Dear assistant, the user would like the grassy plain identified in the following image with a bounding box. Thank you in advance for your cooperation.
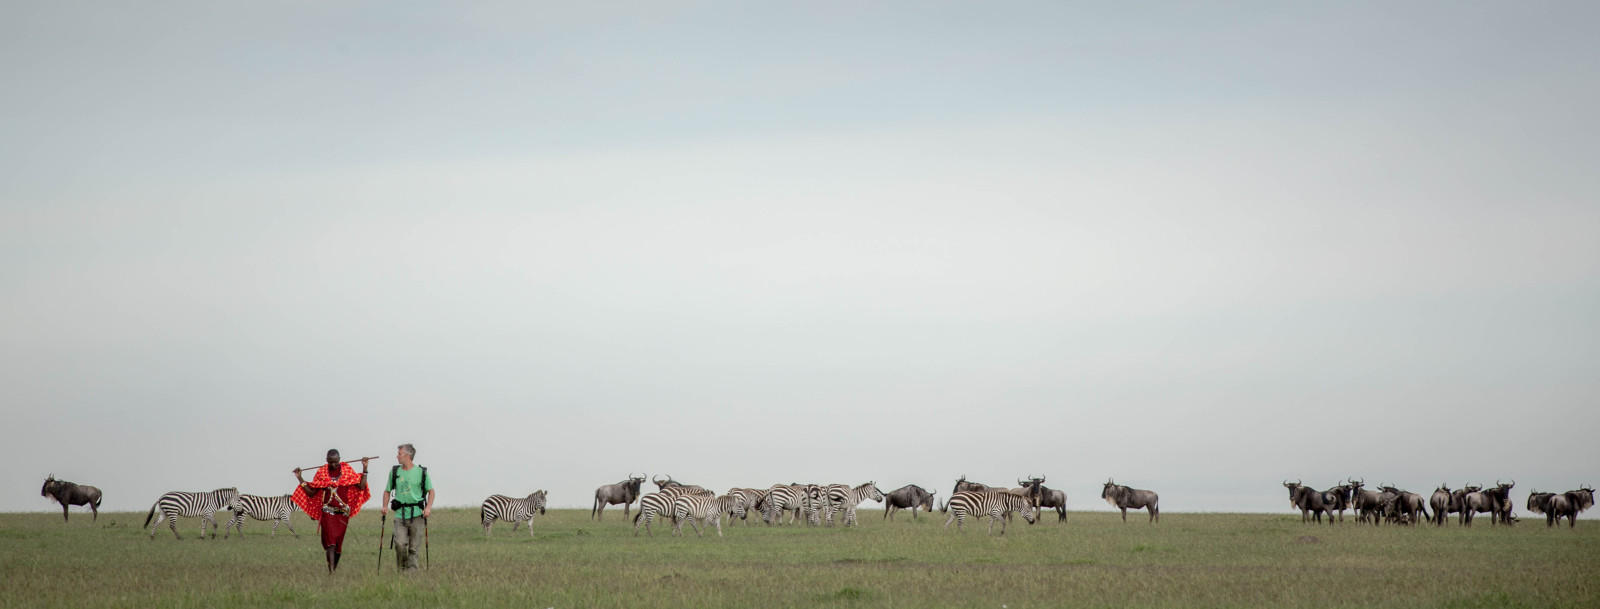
[2,508,1596,609]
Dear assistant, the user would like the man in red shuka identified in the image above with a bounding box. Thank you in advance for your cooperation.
[293,449,371,573]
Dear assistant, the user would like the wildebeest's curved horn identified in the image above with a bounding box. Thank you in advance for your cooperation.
[1019,476,1029,487]
[653,474,666,484]
[1038,475,1046,484]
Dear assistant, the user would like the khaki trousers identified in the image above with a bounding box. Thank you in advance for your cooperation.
[392,516,424,571]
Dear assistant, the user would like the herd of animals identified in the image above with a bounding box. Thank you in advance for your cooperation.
[36,473,1593,540]
[1282,478,1596,527]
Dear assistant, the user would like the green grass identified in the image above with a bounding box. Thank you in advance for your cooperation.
[3,509,1597,608]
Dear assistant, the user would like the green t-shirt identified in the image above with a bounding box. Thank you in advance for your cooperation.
[386,465,434,519]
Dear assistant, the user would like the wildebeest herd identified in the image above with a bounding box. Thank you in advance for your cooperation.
[1284,478,1596,528]
[36,473,1594,540]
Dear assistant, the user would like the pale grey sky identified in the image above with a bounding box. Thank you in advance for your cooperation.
[4,2,1596,515]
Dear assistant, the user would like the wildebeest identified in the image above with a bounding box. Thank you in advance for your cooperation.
[944,475,997,511]
[1102,478,1159,523]
[1021,476,1068,523]
[1387,489,1429,526]
[1349,478,1385,525]
[1284,480,1339,524]
[1322,482,1352,523]
[40,475,102,522]
[1545,486,1595,528]
[882,484,937,520]
[1526,490,1555,517]
[591,474,645,521]
[653,474,710,495]
[1460,481,1512,527]
[1429,484,1455,527]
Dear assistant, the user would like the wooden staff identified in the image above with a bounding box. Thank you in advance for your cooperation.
[292,457,378,473]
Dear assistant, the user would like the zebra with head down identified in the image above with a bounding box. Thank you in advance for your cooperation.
[224,494,300,539]
[671,493,746,538]
[634,486,713,536]
[943,489,1036,535]
[763,484,822,526]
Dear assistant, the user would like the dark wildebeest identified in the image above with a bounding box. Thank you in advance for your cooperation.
[1021,475,1068,523]
[1388,489,1429,526]
[882,484,937,521]
[1284,480,1338,524]
[1526,490,1555,518]
[653,474,710,495]
[944,475,998,512]
[1102,478,1159,523]
[41,475,103,522]
[591,474,645,521]
[1545,486,1595,528]
[1349,478,1385,525]
[1461,481,1512,527]
[1323,482,1352,523]
[1429,484,1455,527]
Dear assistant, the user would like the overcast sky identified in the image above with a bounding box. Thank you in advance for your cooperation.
[4,2,1596,516]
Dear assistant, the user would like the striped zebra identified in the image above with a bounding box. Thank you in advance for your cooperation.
[481,490,548,537]
[223,494,300,539]
[943,489,1036,535]
[634,487,713,537]
[762,484,822,526]
[728,488,768,526]
[671,493,746,537]
[144,487,239,540]
[824,482,885,527]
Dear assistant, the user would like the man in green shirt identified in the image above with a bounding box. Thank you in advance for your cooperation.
[382,443,434,571]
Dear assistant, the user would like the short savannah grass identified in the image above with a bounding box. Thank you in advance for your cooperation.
[3,508,1596,608]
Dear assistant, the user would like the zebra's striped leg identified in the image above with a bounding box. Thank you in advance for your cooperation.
[943,510,958,532]
[168,512,183,540]
[527,517,535,538]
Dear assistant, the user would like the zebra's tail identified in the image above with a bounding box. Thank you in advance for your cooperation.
[143,504,157,528]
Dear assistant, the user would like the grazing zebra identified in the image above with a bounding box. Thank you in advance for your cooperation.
[943,490,1036,535]
[481,490,548,537]
[224,494,300,539]
[144,487,239,540]
[824,482,885,527]
[671,493,746,537]
[728,488,768,526]
[763,484,822,526]
[634,487,712,536]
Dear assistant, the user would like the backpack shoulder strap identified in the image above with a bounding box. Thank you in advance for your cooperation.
[390,465,400,491]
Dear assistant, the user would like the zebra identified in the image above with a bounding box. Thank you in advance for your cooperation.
[671,493,746,537]
[144,487,239,540]
[223,494,300,539]
[728,488,768,526]
[824,482,885,527]
[943,489,1036,535]
[634,487,712,536]
[481,490,548,537]
[763,484,822,526]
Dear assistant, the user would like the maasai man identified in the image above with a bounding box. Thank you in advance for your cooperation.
[293,450,371,573]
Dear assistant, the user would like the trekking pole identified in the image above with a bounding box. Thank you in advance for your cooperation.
[376,510,387,574]
[423,515,430,570]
